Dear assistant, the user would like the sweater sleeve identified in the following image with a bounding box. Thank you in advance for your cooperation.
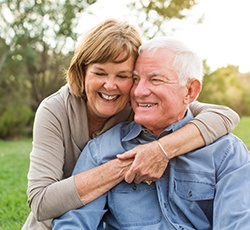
[27,100,83,221]
[189,101,240,145]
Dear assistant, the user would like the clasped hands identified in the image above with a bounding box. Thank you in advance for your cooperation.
[116,141,169,184]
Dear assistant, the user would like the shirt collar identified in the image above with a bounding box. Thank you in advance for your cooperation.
[122,108,194,142]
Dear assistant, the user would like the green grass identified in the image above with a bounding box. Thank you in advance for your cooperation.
[232,116,250,150]
[0,138,31,230]
[0,117,249,229]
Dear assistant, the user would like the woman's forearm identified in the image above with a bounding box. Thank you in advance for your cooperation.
[74,158,133,204]
[158,123,204,159]
[120,102,239,183]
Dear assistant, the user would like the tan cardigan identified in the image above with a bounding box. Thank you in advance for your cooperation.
[22,84,239,229]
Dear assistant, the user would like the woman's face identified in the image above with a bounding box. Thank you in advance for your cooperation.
[85,53,134,120]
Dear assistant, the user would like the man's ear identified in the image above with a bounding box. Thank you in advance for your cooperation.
[184,79,202,104]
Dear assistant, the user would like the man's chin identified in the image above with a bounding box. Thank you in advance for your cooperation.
[134,115,150,125]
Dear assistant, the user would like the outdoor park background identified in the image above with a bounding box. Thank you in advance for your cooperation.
[0,0,249,229]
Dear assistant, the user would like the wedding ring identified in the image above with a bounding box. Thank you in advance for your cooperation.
[144,180,152,185]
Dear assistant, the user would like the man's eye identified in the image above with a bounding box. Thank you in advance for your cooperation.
[151,78,165,85]
[133,76,139,84]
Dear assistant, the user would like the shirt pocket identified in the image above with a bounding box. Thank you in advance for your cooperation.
[108,182,162,228]
[173,170,215,201]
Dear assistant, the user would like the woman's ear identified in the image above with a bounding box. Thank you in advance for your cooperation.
[184,79,202,104]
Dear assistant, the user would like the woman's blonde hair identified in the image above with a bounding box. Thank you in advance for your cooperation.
[67,19,142,98]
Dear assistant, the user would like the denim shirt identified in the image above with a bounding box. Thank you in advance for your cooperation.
[53,109,250,230]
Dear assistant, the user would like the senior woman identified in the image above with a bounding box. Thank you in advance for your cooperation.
[22,19,239,229]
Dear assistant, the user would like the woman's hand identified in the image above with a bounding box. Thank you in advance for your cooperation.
[117,141,169,184]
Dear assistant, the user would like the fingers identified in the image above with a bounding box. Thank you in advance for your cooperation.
[116,150,136,160]
[118,142,169,184]
[124,168,137,183]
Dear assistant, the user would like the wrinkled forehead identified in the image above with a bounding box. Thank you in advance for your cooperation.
[134,50,175,75]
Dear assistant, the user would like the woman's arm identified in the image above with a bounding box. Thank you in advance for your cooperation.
[74,158,132,204]
[27,101,132,221]
[117,101,240,183]
[189,101,240,145]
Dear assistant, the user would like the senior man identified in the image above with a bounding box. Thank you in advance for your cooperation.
[53,37,250,230]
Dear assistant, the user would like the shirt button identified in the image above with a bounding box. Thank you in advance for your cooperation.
[164,202,167,208]
[132,185,137,190]
[188,191,193,197]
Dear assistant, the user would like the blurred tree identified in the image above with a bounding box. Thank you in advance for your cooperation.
[128,0,198,38]
[0,0,249,138]
[0,0,96,111]
[198,65,249,116]
[238,73,250,115]
[0,0,96,138]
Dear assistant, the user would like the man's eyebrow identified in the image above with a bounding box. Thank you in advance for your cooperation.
[133,70,139,75]
[132,71,163,77]
[148,71,161,77]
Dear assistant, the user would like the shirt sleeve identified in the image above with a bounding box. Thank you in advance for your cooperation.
[53,140,107,230]
[188,101,240,145]
[213,137,250,228]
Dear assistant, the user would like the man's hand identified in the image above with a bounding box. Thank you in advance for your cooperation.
[116,141,169,184]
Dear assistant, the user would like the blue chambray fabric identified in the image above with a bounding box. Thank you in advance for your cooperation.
[53,109,250,230]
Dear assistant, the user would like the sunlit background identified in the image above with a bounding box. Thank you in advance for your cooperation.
[77,0,250,73]
[1,0,250,140]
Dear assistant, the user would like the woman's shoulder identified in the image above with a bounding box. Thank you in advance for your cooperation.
[42,84,69,105]
[39,84,85,112]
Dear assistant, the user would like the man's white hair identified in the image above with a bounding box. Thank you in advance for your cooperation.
[138,37,203,86]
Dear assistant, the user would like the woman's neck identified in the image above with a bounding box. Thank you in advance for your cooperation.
[87,111,108,137]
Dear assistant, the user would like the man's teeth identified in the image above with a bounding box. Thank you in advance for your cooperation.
[100,93,118,100]
[138,103,156,108]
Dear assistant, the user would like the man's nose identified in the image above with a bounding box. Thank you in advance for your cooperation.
[133,80,151,97]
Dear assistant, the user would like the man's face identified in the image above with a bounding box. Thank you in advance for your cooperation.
[131,48,189,135]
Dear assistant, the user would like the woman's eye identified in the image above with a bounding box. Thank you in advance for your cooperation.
[117,75,129,79]
[92,72,106,76]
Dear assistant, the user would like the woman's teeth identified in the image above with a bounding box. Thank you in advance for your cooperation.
[100,93,118,100]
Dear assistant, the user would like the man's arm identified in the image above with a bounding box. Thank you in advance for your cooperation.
[53,140,115,229]
[52,195,107,230]
[213,137,250,229]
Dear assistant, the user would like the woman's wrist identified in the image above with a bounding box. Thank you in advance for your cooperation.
[157,123,205,159]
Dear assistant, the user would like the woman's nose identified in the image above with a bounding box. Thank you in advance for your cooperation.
[103,76,118,90]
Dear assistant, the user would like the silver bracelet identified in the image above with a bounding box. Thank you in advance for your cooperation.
[156,140,170,161]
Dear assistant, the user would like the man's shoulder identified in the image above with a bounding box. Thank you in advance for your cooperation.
[97,121,136,141]
[206,133,249,167]
[214,133,247,150]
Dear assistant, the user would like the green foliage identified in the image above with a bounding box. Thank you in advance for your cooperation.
[0,103,33,139]
[0,0,96,138]
[0,0,91,111]
[0,139,31,229]
[1,0,249,139]
[198,65,250,116]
